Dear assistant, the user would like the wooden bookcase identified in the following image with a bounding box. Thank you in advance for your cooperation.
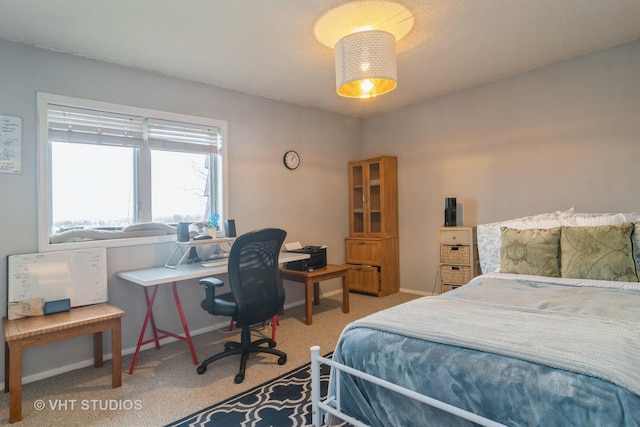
[439,226,480,293]
[346,155,399,296]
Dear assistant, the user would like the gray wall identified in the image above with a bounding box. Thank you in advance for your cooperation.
[0,39,361,383]
[363,40,640,295]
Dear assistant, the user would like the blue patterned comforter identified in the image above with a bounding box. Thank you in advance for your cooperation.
[330,274,640,426]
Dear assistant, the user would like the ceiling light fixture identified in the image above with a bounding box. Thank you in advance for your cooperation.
[334,29,397,99]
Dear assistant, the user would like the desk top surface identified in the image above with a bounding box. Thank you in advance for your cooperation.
[3,303,124,340]
[280,263,350,278]
[117,251,309,286]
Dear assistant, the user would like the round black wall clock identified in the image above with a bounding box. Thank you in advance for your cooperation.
[283,150,300,170]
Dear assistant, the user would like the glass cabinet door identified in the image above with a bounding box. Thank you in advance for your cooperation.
[348,156,397,237]
[368,161,382,234]
[350,163,365,235]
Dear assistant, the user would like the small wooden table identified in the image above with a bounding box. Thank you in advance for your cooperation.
[280,264,350,325]
[3,303,125,423]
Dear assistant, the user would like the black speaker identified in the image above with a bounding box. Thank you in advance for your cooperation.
[177,222,190,242]
[224,219,236,237]
[444,198,457,227]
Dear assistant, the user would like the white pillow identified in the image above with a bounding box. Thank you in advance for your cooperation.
[562,212,627,226]
[122,222,177,234]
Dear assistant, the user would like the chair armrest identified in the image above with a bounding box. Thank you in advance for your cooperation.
[200,277,224,311]
[200,277,224,288]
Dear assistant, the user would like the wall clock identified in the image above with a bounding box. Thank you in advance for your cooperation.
[283,150,300,170]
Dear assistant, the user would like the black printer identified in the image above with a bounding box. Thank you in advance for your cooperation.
[285,246,327,271]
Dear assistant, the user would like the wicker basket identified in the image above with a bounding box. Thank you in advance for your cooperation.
[441,265,471,284]
[440,245,470,264]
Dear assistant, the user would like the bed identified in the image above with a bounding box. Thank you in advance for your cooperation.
[311,210,640,426]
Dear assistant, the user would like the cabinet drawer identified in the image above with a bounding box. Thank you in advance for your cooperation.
[439,229,471,245]
[346,239,382,264]
[441,265,471,284]
[441,284,462,293]
[440,245,471,264]
[347,265,380,293]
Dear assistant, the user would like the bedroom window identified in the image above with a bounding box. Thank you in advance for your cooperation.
[37,93,228,251]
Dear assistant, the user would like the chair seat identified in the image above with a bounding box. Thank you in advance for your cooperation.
[200,292,237,317]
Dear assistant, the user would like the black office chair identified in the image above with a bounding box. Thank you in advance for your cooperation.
[197,228,287,383]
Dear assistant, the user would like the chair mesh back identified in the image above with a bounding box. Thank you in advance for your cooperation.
[227,228,287,327]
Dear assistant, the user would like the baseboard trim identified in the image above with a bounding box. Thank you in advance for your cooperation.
[399,287,433,296]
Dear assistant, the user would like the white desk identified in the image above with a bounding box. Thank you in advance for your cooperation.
[117,251,309,374]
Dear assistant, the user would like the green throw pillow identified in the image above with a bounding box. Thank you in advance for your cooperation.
[560,223,638,282]
[500,227,561,277]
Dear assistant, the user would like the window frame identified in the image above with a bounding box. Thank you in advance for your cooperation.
[37,92,228,252]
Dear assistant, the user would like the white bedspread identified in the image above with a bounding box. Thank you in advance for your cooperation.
[343,274,640,396]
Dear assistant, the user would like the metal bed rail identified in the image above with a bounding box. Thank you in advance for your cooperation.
[310,346,507,427]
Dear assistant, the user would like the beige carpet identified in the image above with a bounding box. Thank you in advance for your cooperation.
[0,292,419,426]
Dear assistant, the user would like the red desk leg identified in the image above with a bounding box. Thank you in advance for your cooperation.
[129,283,198,374]
[144,287,161,350]
[171,282,198,365]
[129,286,159,374]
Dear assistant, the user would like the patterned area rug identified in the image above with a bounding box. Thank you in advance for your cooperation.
[165,353,340,427]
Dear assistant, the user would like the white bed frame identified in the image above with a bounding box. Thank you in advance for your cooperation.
[310,346,507,427]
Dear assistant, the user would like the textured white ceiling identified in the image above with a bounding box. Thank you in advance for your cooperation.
[1,0,639,118]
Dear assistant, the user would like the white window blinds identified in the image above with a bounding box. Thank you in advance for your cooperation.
[146,118,221,154]
[47,105,145,148]
[47,105,221,154]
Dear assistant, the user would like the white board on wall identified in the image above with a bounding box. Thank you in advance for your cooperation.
[8,248,108,307]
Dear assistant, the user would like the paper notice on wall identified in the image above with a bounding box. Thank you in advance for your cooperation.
[0,114,22,174]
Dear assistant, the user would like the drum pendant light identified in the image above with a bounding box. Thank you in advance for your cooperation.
[334,30,397,99]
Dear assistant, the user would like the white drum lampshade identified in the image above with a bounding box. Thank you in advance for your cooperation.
[334,30,397,98]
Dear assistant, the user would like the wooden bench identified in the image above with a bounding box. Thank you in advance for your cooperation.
[3,303,125,423]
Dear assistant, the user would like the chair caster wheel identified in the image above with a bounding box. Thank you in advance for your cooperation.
[278,355,287,365]
[197,365,207,374]
[234,374,244,384]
